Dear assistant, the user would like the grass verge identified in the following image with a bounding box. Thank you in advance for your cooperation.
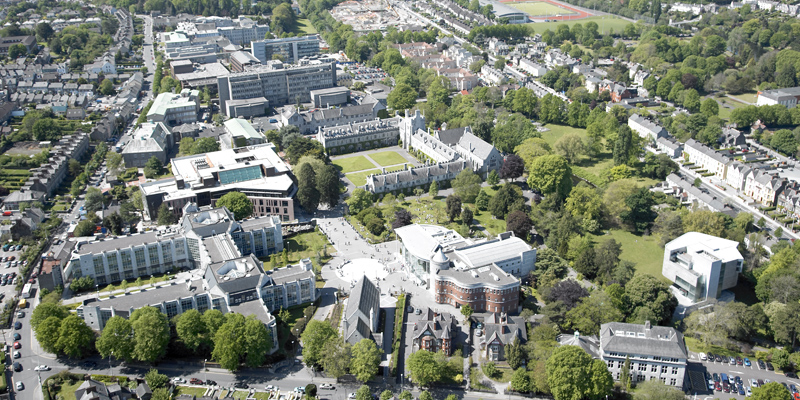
[332,155,375,174]
[368,151,407,167]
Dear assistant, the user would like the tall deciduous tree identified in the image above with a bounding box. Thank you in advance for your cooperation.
[527,155,572,199]
[406,349,440,386]
[96,316,134,361]
[565,291,624,336]
[351,338,382,383]
[244,316,272,367]
[300,320,337,368]
[751,381,792,400]
[56,315,95,358]
[175,309,207,353]
[452,169,482,203]
[131,306,170,362]
[506,210,533,240]
[216,191,254,220]
[546,346,612,400]
[212,313,246,371]
[321,336,352,379]
[500,154,525,181]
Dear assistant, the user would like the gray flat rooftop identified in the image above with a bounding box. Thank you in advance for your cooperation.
[86,278,210,310]
[76,232,161,255]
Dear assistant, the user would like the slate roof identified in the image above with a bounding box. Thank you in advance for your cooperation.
[409,307,458,341]
[483,313,526,346]
[600,321,687,359]
[344,276,380,343]
[435,127,468,146]
[457,130,495,160]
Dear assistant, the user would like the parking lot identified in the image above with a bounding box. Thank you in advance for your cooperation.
[687,352,800,398]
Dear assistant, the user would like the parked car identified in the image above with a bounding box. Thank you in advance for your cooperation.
[319,383,334,390]
[713,373,720,383]
[12,333,20,340]
[12,351,19,358]
[767,362,775,371]
[205,380,217,386]
[294,387,305,394]
[729,356,737,365]
[699,352,707,361]
[744,358,751,366]
[15,382,23,390]
[34,365,50,371]
[14,321,21,330]
[171,378,186,384]
[16,311,24,318]
[13,342,20,349]
[348,394,357,399]
[190,378,203,385]
[736,356,743,365]
[13,362,21,372]
[715,355,724,362]
[265,385,277,391]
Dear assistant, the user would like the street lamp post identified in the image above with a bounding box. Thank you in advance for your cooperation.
[204,359,207,385]
[109,351,114,379]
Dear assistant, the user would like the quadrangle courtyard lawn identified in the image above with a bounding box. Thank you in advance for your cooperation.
[346,165,406,186]
[507,1,576,16]
[332,155,375,173]
[368,150,407,167]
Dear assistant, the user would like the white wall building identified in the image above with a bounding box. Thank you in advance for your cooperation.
[662,232,743,303]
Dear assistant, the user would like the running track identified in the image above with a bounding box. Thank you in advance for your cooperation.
[497,0,592,21]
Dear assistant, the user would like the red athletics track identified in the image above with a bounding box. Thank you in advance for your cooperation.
[497,0,592,21]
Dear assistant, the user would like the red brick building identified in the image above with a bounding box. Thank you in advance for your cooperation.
[433,264,520,313]
[409,308,460,355]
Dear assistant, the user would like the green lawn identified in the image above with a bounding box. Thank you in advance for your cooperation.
[346,165,405,186]
[527,15,631,35]
[332,155,375,173]
[716,97,748,121]
[539,123,588,147]
[727,92,758,105]
[293,18,317,34]
[590,229,665,279]
[507,1,576,16]
[684,337,743,358]
[368,151,407,167]
[49,379,84,400]
[274,230,331,267]
[345,168,380,187]
[176,387,209,397]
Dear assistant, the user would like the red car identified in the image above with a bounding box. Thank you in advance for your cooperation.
[715,382,722,391]
[13,342,20,349]
[190,378,203,385]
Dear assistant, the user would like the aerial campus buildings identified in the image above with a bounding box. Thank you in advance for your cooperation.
[394,224,536,313]
[140,143,296,222]
[73,204,316,354]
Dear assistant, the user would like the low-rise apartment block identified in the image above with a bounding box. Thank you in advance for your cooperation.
[628,114,668,141]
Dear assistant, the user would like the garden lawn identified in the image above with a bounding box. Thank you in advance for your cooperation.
[507,1,576,16]
[176,387,208,397]
[50,379,85,400]
[368,151,407,167]
[346,165,405,186]
[716,97,747,121]
[728,92,758,105]
[332,155,375,173]
[277,230,331,266]
[293,18,317,34]
[345,169,380,187]
[527,16,630,35]
[539,124,588,147]
[590,229,664,279]
[684,337,744,358]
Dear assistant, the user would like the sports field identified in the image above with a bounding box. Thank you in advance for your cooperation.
[528,15,631,34]
[507,1,576,16]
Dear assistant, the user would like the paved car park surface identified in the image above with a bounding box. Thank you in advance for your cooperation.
[687,353,800,398]
[0,244,27,304]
